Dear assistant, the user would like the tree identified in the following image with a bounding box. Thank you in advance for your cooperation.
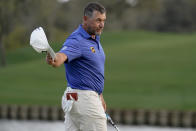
[0,0,15,67]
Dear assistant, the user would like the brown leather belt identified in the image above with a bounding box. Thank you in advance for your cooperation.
[66,93,78,101]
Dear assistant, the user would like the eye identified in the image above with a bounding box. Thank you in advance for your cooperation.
[96,18,106,23]
[96,18,102,22]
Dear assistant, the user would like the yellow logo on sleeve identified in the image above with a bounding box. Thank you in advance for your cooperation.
[90,47,95,53]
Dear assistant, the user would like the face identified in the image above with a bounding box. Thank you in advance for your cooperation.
[83,11,106,36]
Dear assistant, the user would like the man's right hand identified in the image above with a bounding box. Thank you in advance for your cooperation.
[46,52,68,67]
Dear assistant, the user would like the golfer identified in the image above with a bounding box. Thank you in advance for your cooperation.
[46,2,107,131]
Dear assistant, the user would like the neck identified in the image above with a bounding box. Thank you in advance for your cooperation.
[82,24,96,39]
[91,35,96,39]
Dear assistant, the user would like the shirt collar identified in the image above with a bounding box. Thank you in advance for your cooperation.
[78,24,100,42]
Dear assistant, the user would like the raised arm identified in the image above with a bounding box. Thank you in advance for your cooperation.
[46,53,67,67]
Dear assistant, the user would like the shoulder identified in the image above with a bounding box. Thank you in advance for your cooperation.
[63,31,83,46]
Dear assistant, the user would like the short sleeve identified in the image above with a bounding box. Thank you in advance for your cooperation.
[59,39,82,63]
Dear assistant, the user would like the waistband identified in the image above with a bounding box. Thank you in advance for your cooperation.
[66,87,99,96]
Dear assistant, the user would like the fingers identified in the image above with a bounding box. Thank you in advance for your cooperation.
[100,95,107,111]
[103,102,107,112]
[46,53,53,65]
[47,53,52,59]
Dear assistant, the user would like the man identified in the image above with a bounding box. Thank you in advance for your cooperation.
[46,2,107,131]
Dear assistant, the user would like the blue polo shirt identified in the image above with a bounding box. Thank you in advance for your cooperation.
[59,25,105,94]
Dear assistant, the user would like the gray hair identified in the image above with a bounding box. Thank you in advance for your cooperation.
[84,2,106,17]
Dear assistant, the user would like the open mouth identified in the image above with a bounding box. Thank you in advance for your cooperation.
[97,29,102,32]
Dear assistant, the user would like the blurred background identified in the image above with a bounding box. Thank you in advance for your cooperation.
[0,0,196,130]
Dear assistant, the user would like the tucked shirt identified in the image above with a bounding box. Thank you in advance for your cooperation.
[59,25,105,94]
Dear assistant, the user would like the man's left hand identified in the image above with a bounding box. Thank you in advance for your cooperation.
[100,94,106,112]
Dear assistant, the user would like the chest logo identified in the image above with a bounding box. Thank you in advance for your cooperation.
[90,47,96,53]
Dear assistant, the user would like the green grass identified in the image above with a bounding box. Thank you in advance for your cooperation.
[0,30,196,110]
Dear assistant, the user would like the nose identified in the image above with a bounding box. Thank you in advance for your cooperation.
[100,21,104,29]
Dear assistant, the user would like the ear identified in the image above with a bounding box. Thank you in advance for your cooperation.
[83,16,88,21]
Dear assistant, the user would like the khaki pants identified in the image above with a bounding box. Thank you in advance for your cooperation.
[62,88,107,131]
